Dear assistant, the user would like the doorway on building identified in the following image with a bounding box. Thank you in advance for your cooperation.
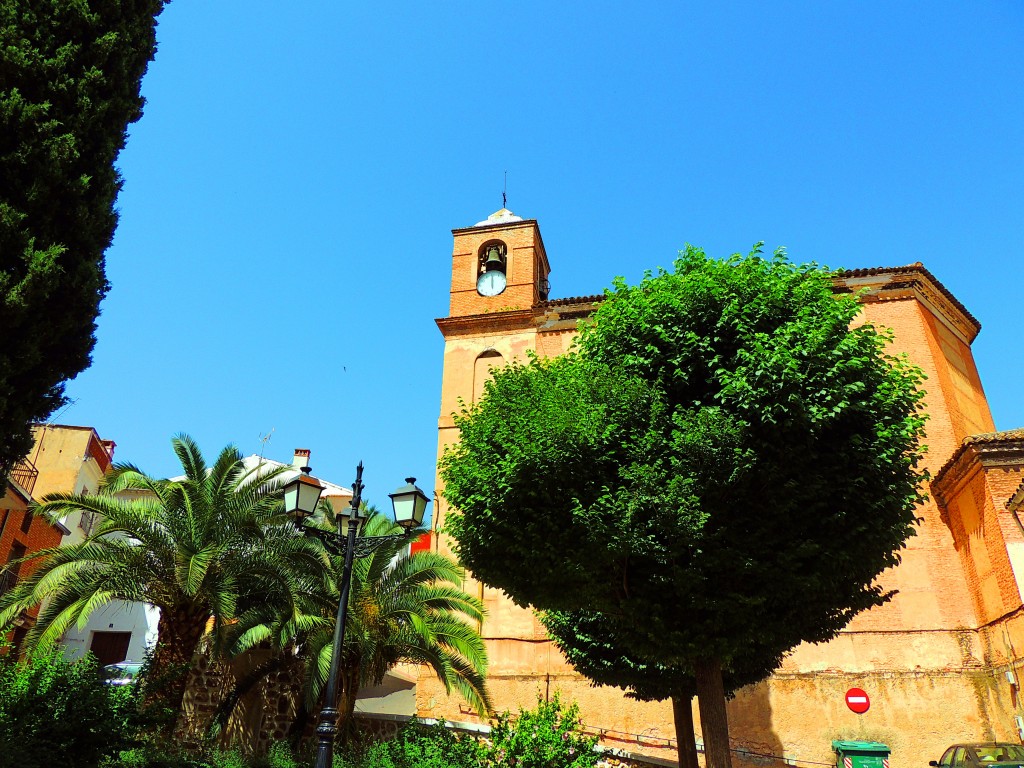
[90,631,132,667]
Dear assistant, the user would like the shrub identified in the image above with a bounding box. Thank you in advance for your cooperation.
[332,721,485,768]
[103,744,250,768]
[487,695,598,768]
[263,742,299,768]
[330,699,597,768]
[0,649,141,768]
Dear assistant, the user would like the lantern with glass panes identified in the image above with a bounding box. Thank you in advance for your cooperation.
[281,462,429,768]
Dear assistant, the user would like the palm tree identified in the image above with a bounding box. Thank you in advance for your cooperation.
[0,435,321,730]
[217,502,490,742]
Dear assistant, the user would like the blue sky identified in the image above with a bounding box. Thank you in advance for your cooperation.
[63,1,1023,510]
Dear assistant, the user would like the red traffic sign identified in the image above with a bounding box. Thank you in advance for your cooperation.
[845,687,870,714]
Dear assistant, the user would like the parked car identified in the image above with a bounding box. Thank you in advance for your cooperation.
[930,744,1024,768]
[101,660,143,686]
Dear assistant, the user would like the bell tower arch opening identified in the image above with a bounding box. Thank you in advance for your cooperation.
[447,208,551,317]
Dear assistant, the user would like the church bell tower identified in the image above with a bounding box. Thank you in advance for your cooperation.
[448,208,551,317]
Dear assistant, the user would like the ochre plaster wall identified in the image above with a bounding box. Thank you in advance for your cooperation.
[28,425,109,500]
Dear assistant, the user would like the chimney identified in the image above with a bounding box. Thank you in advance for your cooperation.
[102,440,116,460]
[293,448,311,472]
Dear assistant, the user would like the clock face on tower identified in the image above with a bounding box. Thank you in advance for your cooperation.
[477,269,507,297]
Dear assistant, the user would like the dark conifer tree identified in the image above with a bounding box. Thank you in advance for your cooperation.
[0,0,165,475]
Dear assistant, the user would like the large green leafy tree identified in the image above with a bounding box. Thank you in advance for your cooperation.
[0,0,165,477]
[441,246,927,768]
[217,504,491,743]
[0,435,318,732]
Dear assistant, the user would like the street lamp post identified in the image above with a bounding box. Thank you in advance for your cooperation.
[282,462,429,768]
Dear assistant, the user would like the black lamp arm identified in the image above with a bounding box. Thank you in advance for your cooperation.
[298,523,414,559]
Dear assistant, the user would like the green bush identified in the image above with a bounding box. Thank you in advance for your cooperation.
[263,742,299,768]
[0,649,141,768]
[332,698,595,768]
[332,721,484,768]
[96,696,596,768]
[102,734,303,768]
[210,749,247,768]
[103,744,250,768]
[487,695,598,768]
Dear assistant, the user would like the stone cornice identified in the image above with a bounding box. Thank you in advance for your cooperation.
[833,265,981,345]
[932,429,1024,507]
[1008,478,1024,513]
[436,309,537,338]
[437,296,604,339]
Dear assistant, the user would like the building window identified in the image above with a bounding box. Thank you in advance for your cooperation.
[1,542,27,597]
[19,511,32,535]
[10,625,28,655]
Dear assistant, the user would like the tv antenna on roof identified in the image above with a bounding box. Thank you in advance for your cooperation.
[258,428,275,459]
[503,170,507,208]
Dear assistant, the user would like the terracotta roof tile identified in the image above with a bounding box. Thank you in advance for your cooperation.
[962,428,1024,444]
[540,294,605,308]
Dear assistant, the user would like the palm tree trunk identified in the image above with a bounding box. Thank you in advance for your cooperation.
[672,693,700,768]
[147,604,209,738]
[287,703,312,745]
[336,664,361,745]
[695,658,733,768]
[207,654,287,740]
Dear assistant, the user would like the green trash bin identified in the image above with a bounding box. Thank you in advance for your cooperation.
[833,741,891,768]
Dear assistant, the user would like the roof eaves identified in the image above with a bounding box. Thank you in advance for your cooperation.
[1008,478,1024,512]
[539,294,605,308]
[932,429,1024,501]
[834,264,980,333]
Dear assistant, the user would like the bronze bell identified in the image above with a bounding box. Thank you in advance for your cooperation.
[483,245,505,272]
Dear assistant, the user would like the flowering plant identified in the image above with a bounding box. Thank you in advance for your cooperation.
[487,694,598,768]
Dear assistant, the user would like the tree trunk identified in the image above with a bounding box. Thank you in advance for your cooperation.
[335,664,361,745]
[207,654,287,740]
[695,658,733,768]
[147,604,209,739]
[672,693,700,768]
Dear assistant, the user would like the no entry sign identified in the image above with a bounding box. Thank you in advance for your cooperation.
[845,688,870,714]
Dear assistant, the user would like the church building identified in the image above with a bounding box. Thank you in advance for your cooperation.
[419,209,1024,767]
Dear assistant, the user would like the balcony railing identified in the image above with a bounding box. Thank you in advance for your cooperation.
[8,458,39,497]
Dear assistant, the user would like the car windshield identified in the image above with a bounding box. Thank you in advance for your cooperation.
[975,747,1024,762]
[102,663,141,680]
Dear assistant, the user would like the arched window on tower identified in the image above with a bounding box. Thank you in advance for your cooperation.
[473,349,505,404]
